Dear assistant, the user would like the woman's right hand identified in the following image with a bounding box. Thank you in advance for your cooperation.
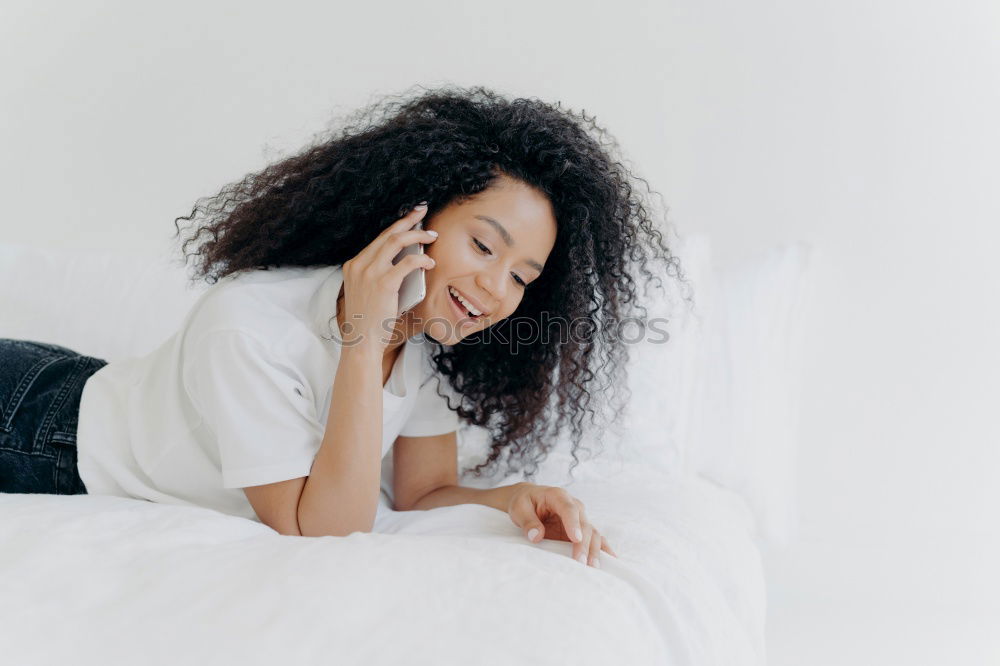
[339,202,438,353]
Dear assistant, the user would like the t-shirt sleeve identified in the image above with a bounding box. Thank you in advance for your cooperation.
[183,329,323,489]
[398,351,460,438]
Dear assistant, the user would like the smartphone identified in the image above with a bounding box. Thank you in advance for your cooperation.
[392,219,427,316]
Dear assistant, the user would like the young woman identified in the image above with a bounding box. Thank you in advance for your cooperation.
[0,85,688,568]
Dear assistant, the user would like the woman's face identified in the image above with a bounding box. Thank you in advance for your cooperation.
[412,175,558,345]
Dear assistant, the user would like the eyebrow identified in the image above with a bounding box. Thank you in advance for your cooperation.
[473,215,545,273]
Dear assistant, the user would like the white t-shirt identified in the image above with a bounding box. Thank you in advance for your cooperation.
[76,264,460,521]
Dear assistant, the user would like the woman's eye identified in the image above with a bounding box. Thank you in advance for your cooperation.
[474,237,526,287]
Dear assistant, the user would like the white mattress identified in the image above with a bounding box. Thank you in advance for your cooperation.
[0,467,765,665]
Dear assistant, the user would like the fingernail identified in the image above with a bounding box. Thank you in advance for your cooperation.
[415,201,428,209]
[527,528,539,542]
[576,554,586,565]
[427,230,438,237]
[574,528,583,542]
[592,558,601,569]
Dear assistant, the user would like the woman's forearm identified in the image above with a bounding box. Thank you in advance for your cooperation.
[410,481,526,512]
[298,344,383,536]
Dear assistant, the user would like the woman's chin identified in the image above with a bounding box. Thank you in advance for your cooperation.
[421,315,461,345]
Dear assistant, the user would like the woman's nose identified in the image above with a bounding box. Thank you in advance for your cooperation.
[476,270,506,311]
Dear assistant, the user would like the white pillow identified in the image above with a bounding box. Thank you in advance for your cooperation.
[454,233,814,552]
[685,241,814,550]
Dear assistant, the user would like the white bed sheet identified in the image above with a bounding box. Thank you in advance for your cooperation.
[0,468,764,666]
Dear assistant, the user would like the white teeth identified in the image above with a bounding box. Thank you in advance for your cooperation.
[449,286,482,316]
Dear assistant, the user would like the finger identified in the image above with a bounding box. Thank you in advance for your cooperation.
[390,227,438,247]
[588,532,603,568]
[394,200,429,220]
[374,227,438,268]
[375,203,429,244]
[572,503,591,564]
[398,201,429,222]
[510,491,545,543]
[601,540,618,558]
[376,205,427,247]
[573,523,593,565]
[553,492,584,545]
[386,253,436,288]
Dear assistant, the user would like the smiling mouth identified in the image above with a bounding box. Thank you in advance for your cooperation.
[448,287,483,322]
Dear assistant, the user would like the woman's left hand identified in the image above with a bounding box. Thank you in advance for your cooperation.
[506,482,618,568]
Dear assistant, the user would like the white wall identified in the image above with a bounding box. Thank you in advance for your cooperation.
[653,3,1000,663]
[2,0,997,663]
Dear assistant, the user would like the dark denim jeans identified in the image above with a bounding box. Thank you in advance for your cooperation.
[0,338,108,495]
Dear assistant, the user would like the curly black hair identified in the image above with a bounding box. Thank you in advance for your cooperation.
[172,83,693,482]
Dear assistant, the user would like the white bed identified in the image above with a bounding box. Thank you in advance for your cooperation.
[0,232,811,665]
